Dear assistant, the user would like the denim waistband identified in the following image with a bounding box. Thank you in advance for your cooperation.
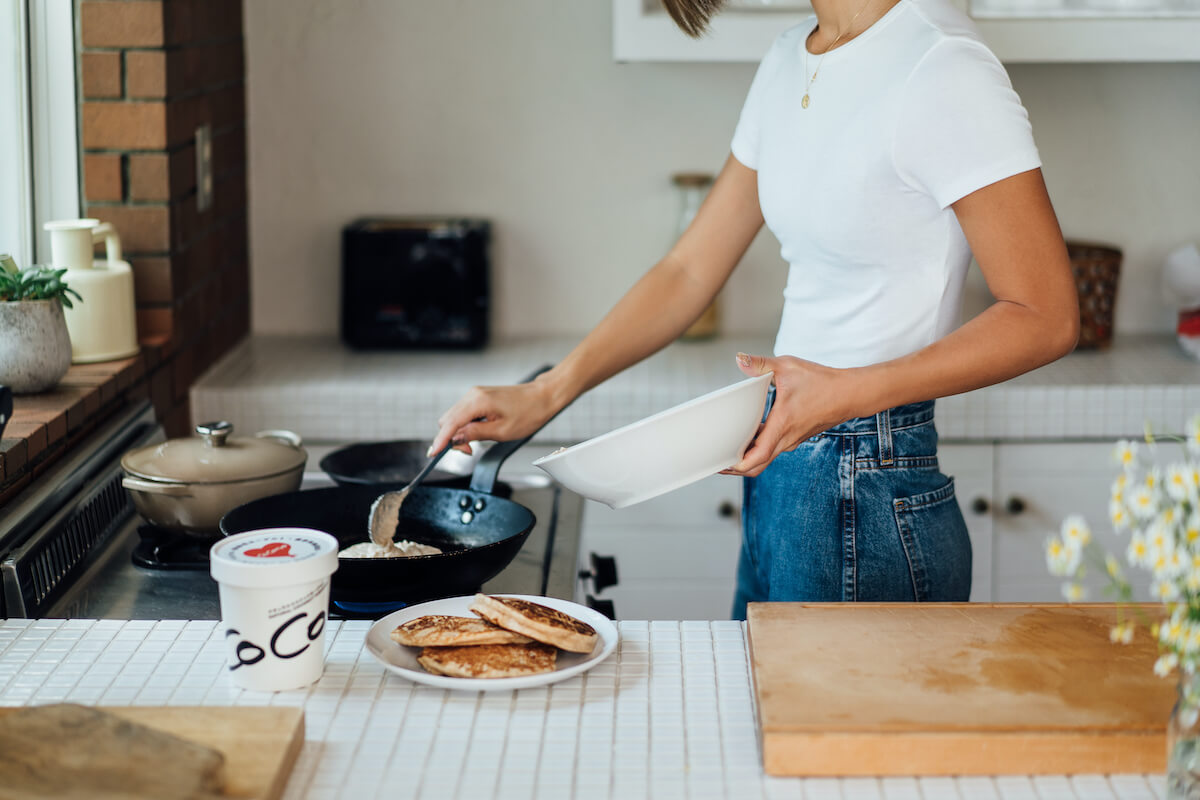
[828,399,935,435]
[764,388,935,436]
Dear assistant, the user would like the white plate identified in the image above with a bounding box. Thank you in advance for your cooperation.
[364,594,619,691]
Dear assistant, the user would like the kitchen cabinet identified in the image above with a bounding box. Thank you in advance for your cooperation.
[941,441,1152,603]
[578,473,743,620]
[579,441,1142,618]
[613,0,1200,63]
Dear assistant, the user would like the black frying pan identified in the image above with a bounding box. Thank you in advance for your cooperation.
[220,366,555,605]
[319,441,468,489]
[318,366,548,491]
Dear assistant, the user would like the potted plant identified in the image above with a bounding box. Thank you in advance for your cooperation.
[0,254,81,393]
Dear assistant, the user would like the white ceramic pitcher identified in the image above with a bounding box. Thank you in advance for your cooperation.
[44,219,139,363]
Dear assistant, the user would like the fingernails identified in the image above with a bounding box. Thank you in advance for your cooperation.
[736,352,752,367]
[425,445,435,458]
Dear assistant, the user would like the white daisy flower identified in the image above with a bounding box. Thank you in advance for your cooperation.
[1061,515,1092,547]
[1186,568,1200,594]
[1130,486,1158,520]
[1113,440,1139,471]
[1157,652,1181,677]
[1109,499,1130,532]
[1167,464,1192,502]
[1186,414,1200,456]
[1062,582,1087,602]
[1127,533,1149,568]
[1154,579,1180,602]
[1109,622,1135,645]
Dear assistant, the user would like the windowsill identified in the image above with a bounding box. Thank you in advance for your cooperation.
[0,335,171,506]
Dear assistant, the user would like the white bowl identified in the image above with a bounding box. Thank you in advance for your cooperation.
[532,372,772,509]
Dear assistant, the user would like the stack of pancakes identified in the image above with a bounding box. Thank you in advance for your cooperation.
[390,594,599,679]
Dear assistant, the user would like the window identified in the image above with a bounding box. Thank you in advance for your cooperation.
[0,0,80,270]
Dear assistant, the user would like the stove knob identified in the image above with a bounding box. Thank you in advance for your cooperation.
[586,595,616,619]
[578,552,618,593]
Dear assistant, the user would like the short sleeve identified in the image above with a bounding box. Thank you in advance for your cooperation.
[730,33,789,171]
[892,37,1041,209]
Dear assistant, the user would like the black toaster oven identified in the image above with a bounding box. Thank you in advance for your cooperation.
[341,217,490,349]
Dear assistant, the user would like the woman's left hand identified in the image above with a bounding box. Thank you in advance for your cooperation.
[721,352,855,478]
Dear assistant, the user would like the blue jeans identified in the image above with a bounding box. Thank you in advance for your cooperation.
[732,395,971,619]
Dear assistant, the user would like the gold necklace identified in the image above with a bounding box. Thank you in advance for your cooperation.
[802,0,874,109]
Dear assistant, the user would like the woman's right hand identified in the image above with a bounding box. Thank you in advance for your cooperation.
[429,377,563,456]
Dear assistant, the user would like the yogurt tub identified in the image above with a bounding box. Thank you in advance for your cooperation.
[210,528,339,691]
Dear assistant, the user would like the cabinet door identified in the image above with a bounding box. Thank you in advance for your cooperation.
[580,473,743,620]
[992,442,1147,602]
[938,443,995,602]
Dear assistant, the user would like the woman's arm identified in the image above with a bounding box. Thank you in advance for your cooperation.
[429,154,764,452]
[728,167,1078,476]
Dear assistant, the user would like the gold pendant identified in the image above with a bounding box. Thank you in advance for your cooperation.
[801,94,810,109]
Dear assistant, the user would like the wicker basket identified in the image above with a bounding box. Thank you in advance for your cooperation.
[1067,241,1122,349]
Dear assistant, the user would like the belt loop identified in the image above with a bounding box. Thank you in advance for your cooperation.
[876,407,894,466]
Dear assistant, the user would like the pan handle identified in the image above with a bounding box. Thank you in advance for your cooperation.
[468,364,561,494]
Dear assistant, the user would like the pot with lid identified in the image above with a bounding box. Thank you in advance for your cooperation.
[121,421,307,536]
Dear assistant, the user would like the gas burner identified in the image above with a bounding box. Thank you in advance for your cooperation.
[330,586,483,620]
[131,525,213,570]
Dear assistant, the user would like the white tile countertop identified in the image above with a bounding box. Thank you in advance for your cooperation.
[190,334,1200,445]
[0,618,1167,800]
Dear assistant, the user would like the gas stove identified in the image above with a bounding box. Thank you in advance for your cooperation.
[0,401,583,621]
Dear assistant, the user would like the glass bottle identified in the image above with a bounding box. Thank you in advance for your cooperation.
[1168,670,1200,799]
[672,172,720,340]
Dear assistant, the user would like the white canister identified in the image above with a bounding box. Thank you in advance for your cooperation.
[210,528,339,692]
[43,219,139,363]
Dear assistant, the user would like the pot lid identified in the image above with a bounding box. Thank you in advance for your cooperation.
[121,421,307,484]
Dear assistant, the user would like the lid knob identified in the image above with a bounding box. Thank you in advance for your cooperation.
[196,421,233,448]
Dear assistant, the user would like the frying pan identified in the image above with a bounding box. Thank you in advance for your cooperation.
[317,365,548,491]
[219,366,555,605]
[319,441,469,488]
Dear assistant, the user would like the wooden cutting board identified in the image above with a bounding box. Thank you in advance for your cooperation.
[0,705,304,799]
[747,603,1176,777]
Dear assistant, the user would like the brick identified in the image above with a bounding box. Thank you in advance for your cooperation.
[168,144,196,197]
[11,402,68,449]
[80,1,164,48]
[126,50,166,99]
[137,305,175,344]
[82,102,167,150]
[81,51,121,99]
[148,363,173,421]
[3,421,46,463]
[161,399,191,439]
[128,153,169,201]
[169,40,244,96]
[130,256,173,304]
[88,204,170,253]
[165,0,242,46]
[0,437,28,478]
[166,83,244,148]
[212,126,246,180]
[83,154,123,203]
[0,475,32,507]
[171,345,194,401]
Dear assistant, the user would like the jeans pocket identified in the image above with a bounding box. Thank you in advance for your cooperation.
[892,477,972,601]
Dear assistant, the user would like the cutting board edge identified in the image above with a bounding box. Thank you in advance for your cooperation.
[762,728,1166,777]
[0,705,306,800]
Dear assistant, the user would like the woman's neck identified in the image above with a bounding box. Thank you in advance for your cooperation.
[807,0,900,53]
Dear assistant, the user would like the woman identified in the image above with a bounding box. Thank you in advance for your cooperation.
[430,0,1079,618]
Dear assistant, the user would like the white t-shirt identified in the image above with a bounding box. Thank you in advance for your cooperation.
[731,0,1041,369]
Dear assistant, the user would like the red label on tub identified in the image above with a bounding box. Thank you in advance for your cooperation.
[244,542,293,558]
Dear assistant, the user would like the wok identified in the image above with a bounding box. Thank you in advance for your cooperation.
[220,366,554,605]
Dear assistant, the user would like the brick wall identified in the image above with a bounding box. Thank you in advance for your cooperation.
[80,0,250,437]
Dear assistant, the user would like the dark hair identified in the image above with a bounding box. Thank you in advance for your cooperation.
[662,0,726,38]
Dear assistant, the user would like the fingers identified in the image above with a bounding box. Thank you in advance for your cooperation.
[735,352,775,379]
